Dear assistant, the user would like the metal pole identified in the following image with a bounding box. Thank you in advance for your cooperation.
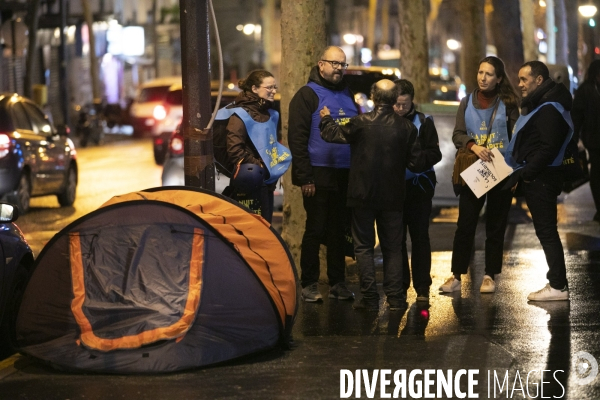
[179,0,214,190]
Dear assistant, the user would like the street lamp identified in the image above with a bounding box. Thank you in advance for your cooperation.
[579,5,598,18]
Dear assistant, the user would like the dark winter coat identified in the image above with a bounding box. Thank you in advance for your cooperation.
[572,79,600,150]
[404,106,442,173]
[319,104,423,210]
[288,66,359,189]
[226,91,273,166]
[506,79,573,185]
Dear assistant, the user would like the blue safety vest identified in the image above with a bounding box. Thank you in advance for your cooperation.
[216,107,291,184]
[306,82,357,168]
[405,113,435,192]
[464,95,509,154]
[504,102,573,170]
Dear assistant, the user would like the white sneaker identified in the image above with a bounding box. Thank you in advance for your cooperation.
[439,276,461,292]
[527,283,569,301]
[480,275,496,293]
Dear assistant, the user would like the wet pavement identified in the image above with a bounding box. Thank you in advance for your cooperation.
[1,121,600,398]
[1,183,599,399]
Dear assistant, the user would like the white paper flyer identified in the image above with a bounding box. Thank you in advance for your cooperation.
[459,148,514,198]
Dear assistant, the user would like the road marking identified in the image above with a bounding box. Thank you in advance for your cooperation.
[0,354,20,380]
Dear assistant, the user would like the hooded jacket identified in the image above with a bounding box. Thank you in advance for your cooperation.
[508,79,572,182]
[319,104,422,210]
[288,66,359,188]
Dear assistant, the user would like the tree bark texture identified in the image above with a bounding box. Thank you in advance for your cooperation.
[24,0,41,99]
[458,0,486,93]
[519,0,537,63]
[398,0,429,104]
[490,0,524,88]
[81,0,101,103]
[564,0,578,77]
[280,0,326,267]
[554,0,568,66]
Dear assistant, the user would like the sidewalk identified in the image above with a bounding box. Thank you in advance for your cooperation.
[1,184,599,399]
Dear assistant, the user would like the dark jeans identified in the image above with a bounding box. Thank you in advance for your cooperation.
[300,187,349,288]
[402,178,434,292]
[352,207,404,301]
[523,177,568,289]
[588,149,600,215]
[451,183,513,276]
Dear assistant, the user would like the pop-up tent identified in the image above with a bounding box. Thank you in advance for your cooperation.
[15,187,298,373]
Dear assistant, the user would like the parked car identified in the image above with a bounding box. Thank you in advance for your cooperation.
[0,202,34,356]
[129,76,182,138]
[161,91,284,211]
[152,82,240,165]
[0,93,78,214]
[429,74,464,103]
[344,66,401,112]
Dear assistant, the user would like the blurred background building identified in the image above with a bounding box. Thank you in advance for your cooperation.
[0,0,599,127]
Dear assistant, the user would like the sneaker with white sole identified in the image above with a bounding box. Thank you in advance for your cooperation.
[480,275,496,293]
[301,282,323,302]
[527,283,569,301]
[439,276,461,292]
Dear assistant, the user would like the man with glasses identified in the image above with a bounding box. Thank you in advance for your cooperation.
[289,46,358,303]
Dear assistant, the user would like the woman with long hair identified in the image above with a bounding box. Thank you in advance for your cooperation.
[224,69,290,223]
[572,60,600,221]
[440,56,520,294]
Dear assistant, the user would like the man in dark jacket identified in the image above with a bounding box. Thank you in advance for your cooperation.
[393,79,442,303]
[288,46,359,303]
[319,79,422,311]
[504,61,574,302]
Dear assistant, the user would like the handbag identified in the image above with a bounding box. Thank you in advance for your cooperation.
[452,97,500,186]
[562,143,590,193]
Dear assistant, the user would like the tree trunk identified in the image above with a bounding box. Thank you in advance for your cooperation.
[280,0,326,266]
[555,0,568,66]
[458,0,486,93]
[490,0,524,87]
[519,0,537,62]
[546,0,556,64]
[24,0,41,99]
[81,0,101,103]
[397,0,429,104]
[564,0,579,76]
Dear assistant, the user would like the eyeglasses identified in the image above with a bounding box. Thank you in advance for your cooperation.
[320,60,349,70]
[260,85,278,91]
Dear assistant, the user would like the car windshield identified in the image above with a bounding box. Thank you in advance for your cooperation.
[343,71,388,96]
[165,90,183,106]
[138,86,172,102]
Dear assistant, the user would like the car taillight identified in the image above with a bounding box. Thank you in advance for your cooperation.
[153,105,168,120]
[170,133,184,156]
[0,133,10,158]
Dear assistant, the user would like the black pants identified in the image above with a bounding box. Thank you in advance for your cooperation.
[352,207,404,302]
[300,187,349,288]
[402,176,435,292]
[523,177,568,289]
[451,183,512,277]
[588,149,600,215]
